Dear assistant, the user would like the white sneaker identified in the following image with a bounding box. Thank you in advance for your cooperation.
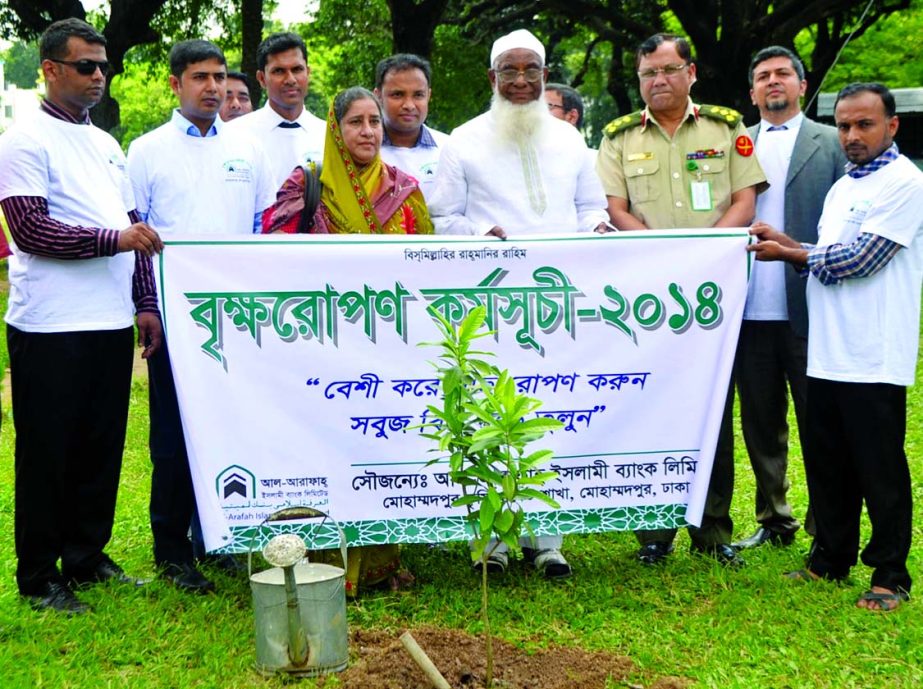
[523,548,572,579]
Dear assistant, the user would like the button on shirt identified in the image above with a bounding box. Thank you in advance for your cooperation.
[224,103,326,189]
[745,113,803,321]
[596,99,767,229]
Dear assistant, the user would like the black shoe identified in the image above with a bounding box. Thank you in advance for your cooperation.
[25,581,90,615]
[691,543,745,568]
[67,556,147,588]
[636,542,674,565]
[471,551,508,575]
[197,553,247,575]
[159,562,216,594]
[732,527,796,550]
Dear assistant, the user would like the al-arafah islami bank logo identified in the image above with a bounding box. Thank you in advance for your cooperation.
[215,465,256,506]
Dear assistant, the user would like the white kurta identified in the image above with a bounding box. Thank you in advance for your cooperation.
[224,103,326,189]
[429,111,607,236]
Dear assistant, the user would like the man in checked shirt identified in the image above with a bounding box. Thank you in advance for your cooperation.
[750,82,923,613]
[0,18,163,615]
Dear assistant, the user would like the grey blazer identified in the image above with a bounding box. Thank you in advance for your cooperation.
[749,118,846,338]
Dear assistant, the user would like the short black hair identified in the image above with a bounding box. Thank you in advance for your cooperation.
[257,32,307,71]
[226,70,251,89]
[748,46,805,86]
[546,82,585,128]
[635,33,693,70]
[169,40,226,78]
[40,18,106,61]
[333,86,382,123]
[835,82,897,118]
[374,53,432,90]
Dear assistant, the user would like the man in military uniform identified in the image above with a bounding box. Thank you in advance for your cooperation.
[597,33,766,566]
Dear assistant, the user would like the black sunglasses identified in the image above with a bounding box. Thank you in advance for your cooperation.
[49,58,110,76]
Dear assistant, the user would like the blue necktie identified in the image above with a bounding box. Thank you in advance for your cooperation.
[766,125,788,132]
[278,121,300,129]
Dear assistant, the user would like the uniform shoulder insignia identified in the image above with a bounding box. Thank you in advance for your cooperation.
[698,104,743,128]
[603,111,643,138]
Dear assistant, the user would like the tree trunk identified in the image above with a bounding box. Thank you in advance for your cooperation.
[240,0,263,107]
[387,0,451,58]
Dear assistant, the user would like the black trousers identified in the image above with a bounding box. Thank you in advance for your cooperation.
[804,377,912,593]
[8,325,134,595]
[735,320,813,535]
[636,381,735,548]
[148,341,197,566]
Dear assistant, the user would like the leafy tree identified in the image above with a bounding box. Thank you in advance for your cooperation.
[109,58,175,148]
[0,41,40,89]
[0,0,171,133]
[799,0,923,92]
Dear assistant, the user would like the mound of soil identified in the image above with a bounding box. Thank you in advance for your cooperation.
[319,626,668,689]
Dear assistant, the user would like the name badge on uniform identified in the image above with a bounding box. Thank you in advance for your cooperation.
[690,181,713,211]
[627,152,654,162]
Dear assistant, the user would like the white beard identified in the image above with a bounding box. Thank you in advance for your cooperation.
[490,88,551,147]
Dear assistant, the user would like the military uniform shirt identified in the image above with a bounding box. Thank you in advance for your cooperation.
[596,99,766,229]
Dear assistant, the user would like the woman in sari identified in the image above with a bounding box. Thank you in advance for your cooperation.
[262,86,433,236]
[262,87,430,596]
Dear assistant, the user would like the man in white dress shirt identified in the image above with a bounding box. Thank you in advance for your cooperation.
[374,53,447,202]
[127,39,276,593]
[224,32,325,188]
[429,29,609,579]
[731,46,844,552]
[429,29,608,240]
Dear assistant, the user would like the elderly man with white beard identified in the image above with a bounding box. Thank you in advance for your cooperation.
[429,30,608,580]
[429,29,609,240]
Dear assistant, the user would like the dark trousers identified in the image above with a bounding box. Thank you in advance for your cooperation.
[8,325,134,595]
[148,341,197,566]
[636,381,735,548]
[735,320,813,535]
[804,377,912,593]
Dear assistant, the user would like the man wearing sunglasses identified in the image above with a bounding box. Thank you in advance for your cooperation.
[596,34,767,568]
[0,18,163,614]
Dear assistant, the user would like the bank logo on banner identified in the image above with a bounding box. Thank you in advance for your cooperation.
[216,465,255,505]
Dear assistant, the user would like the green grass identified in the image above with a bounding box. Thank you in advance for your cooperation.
[0,269,921,688]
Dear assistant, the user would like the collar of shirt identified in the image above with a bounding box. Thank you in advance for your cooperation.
[846,142,899,179]
[40,98,91,125]
[641,98,697,133]
[382,124,438,148]
[171,108,220,137]
[259,103,312,130]
[759,111,803,134]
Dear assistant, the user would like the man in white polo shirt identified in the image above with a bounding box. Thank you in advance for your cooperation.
[127,39,275,594]
[374,53,448,202]
[750,82,923,612]
[224,32,325,188]
[0,18,163,615]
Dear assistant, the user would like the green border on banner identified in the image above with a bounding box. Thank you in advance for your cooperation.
[214,504,688,553]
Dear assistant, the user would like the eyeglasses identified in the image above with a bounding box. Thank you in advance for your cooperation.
[49,59,110,76]
[495,68,543,84]
[546,102,565,111]
[637,64,688,80]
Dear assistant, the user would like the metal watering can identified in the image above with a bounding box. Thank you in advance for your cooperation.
[248,507,349,677]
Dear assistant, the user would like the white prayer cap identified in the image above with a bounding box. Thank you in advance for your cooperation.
[490,29,545,67]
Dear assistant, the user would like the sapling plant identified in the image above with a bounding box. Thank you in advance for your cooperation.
[421,305,563,687]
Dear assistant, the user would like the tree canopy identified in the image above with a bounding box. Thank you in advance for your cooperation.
[2,0,920,145]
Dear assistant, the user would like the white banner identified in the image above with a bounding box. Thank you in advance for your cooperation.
[156,231,749,552]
